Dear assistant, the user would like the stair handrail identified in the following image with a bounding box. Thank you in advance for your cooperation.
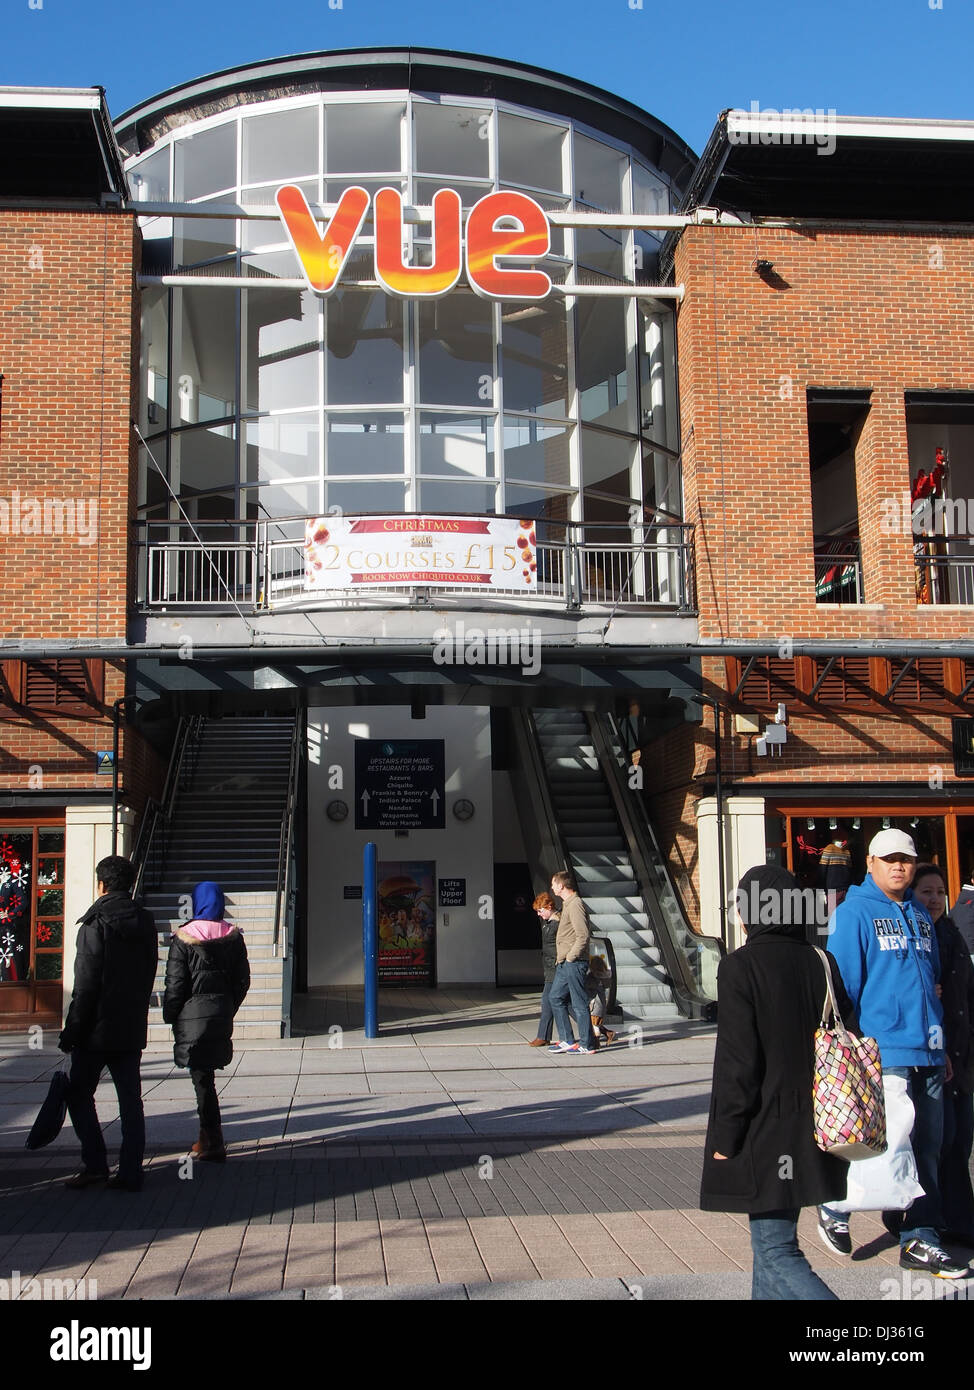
[132,715,203,900]
[588,710,723,1018]
[509,709,576,901]
[273,711,303,957]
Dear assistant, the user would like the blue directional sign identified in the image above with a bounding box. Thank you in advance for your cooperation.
[355,740,446,829]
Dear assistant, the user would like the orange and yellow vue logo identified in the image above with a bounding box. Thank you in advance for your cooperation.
[276,185,552,301]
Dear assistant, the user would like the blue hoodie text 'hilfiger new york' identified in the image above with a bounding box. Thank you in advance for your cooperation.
[827,875,944,1069]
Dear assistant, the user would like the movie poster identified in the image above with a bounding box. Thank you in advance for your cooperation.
[377,861,436,985]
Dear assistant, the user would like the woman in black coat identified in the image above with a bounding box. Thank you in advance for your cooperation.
[701,864,857,1299]
[163,881,250,1162]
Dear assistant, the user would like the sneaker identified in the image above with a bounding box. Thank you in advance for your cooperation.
[547,1042,573,1053]
[817,1209,852,1255]
[564,1043,596,1054]
[63,1170,109,1191]
[899,1239,971,1279]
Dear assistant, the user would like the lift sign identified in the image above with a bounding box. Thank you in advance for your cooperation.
[276,185,552,301]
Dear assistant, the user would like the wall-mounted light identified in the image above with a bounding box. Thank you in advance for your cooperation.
[883,817,891,830]
[852,818,861,830]
[807,818,816,830]
[829,818,838,831]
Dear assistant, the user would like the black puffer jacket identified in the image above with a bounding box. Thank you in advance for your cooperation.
[934,913,974,1095]
[60,893,158,1052]
[163,924,250,1069]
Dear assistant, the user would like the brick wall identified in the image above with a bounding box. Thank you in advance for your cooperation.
[0,209,140,796]
[673,224,974,643]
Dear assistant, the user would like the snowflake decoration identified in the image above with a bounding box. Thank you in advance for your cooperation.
[1,931,14,948]
[0,946,12,970]
[11,868,28,889]
[0,869,9,888]
[36,924,52,944]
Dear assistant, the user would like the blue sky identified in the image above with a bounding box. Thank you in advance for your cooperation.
[2,0,970,154]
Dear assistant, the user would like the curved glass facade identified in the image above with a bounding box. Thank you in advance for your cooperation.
[129,81,682,541]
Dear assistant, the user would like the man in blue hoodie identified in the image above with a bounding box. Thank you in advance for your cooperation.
[817,829,969,1279]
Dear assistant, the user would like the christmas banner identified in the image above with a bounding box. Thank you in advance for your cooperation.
[303,514,538,590]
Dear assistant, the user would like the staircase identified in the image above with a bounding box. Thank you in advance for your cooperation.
[140,715,297,1043]
[532,709,680,1021]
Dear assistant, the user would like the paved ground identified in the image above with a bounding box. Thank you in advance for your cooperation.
[1,988,972,1302]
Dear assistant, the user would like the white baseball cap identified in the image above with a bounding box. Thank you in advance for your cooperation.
[868,828,917,859]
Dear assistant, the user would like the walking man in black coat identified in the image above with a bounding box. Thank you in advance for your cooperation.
[59,856,158,1191]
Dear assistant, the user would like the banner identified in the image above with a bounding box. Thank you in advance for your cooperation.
[303,514,538,589]
[377,861,436,986]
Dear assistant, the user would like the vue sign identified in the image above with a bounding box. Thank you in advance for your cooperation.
[275,185,552,301]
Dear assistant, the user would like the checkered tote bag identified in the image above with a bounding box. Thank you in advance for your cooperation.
[812,948,887,1162]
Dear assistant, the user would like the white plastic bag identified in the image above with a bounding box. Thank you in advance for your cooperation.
[832,1072,924,1213]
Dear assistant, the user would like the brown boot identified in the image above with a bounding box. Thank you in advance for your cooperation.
[189,1129,203,1157]
[197,1126,227,1162]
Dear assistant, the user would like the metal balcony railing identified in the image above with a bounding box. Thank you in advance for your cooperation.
[133,515,696,614]
[914,534,974,606]
[814,541,863,605]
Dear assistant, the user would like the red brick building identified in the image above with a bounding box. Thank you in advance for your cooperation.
[650,110,974,945]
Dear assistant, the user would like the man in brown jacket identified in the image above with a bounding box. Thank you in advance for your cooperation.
[547,870,597,1053]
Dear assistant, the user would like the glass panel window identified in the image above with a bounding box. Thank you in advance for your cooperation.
[574,134,626,213]
[499,113,566,193]
[128,146,170,202]
[503,417,572,489]
[414,104,490,178]
[38,830,65,853]
[0,833,32,984]
[326,292,404,405]
[418,295,494,408]
[174,121,237,200]
[37,856,63,886]
[171,424,237,500]
[243,106,319,185]
[243,288,320,414]
[420,413,494,480]
[581,427,637,525]
[241,481,319,519]
[325,479,407,514]
[141,286,170,434]
[325,103,404,174]
[34,954,62,982]
[171,287,237,422]
[504,482,574,526]
[417,479,497,514]
[175,203,237,269]
[326,414,405,476]
[501,301,570,419]
[244,414,319,484]
[414,179,493,212]
[241,180,317,253]
[35,920,63,950]
[576,298,633,432]
[575,225,627,282]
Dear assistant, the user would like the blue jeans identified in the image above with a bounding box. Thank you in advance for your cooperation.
[749,1210,838,1300]
[823,1064,945,1247]
[67,1048,145,1183]
[549,961,595,1048]
[537,977,562,1043]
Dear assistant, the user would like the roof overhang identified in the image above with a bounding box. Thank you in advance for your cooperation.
[0,86,128,204]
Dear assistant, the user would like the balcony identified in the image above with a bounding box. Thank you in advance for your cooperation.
[914,534,974,606]
[814,539,863,605]
[134,515,697,616]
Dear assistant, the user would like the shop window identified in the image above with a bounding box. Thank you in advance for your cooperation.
[243,105,318,186]
[906,392,974,605]
[174,121,237,201]
[808,389,869,604]
[12,659,104,712]
[0,826,65,1017]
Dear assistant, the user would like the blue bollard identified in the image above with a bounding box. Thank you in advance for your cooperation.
[363,841,378,1038]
